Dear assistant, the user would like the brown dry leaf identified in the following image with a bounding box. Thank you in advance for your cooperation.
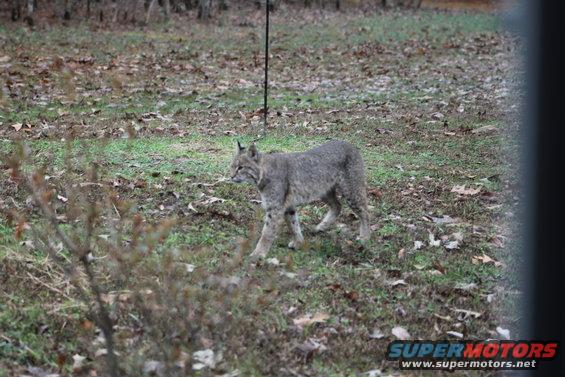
[293,312,330,327]
[472,253,502,267]
[80,319,95,330]
[451,185,481,196]
[368,187,382,200]
[11,123,23,131]
[397,248,405,259]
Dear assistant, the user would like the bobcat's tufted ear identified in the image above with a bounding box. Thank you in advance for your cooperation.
[236,140,245,153]
[248,143,259,160]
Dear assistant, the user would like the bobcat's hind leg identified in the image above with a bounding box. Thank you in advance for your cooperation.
[315,189,341,232]
[285,208,304,249]
[340,179,371,241]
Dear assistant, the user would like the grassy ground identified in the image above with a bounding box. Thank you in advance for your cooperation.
[0,6,519,376]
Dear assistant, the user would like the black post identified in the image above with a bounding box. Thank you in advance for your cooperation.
[263,0,270,137]
[524,0,565,374]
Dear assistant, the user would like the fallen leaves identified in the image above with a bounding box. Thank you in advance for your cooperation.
[453,308,482,321]
[293,313,330,327]
[446,331,464,338]
[472,253,503,267]
[496,326,511,340]
[388,279,407,288]
[451,185,481,196]
[188,193,227,212]
[192,349,221,370]
[471,124,498,135]
[296,338,328,355]
[423,214,459,225]
[444,240,460,250]
[71,354,87,372]
[391,326,411,340]
[368,328,385,339]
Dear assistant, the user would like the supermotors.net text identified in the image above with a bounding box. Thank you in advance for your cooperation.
[399,359,537,370]
[387,341,559,371]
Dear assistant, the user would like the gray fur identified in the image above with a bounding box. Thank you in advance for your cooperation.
[230,140,370,259]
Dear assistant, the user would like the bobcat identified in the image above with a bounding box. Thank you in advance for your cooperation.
[230,140,371,259]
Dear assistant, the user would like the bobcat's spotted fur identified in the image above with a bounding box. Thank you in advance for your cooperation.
[230,140,370,259]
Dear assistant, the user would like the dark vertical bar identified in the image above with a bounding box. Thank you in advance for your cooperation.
[525,0,565,375]
[263,0,269,137]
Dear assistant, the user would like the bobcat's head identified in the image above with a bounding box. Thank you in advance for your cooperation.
[230,141,260,184]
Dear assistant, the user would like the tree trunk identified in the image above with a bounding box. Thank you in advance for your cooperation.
[146,0,157,23]
[197,0,211,19]
[163,0,171,20]
[11,0,21,21]
[25,0,34,25]
[63,0,71,20]
[184,0,196,10]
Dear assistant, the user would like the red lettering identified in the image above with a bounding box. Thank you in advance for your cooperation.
[464,343,483,358]
[483,343,499,358]
[527,343,544,358]
[542,343,558,358]
[500,343,514,358]
[512,343,529,358]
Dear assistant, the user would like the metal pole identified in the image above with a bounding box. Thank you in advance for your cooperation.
[263,0,270,137]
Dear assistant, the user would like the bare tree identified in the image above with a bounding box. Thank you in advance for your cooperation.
[11,0,21,21]
[146,0,157,23]
[382,0,422,8]
[197,0,212,19]
[63,0,71,19]
[163,0,171,20]
[24,0,34,25]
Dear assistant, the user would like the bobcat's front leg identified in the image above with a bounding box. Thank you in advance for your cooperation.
[250,209,283,259]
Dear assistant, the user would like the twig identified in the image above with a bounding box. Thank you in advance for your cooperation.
[262,0,270,138]
[25,271,74,301]
[26,174,120,377]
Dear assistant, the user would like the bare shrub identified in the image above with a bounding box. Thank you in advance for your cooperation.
[2,141,278,375]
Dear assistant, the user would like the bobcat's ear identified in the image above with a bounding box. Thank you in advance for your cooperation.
[248,143,259,160]
[236,140,244,153]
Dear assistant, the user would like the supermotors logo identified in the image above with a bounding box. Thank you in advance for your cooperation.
[386,340,559,370]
